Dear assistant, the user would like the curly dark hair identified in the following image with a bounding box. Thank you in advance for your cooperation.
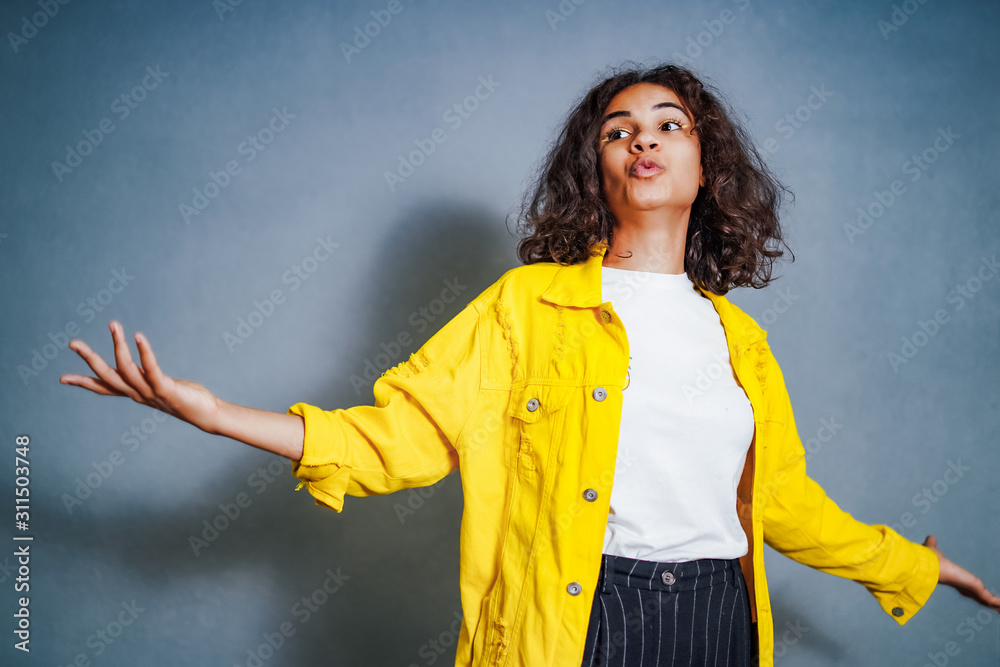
[511,61,794,295]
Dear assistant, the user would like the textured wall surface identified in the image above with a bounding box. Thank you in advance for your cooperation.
[1,0,997,665]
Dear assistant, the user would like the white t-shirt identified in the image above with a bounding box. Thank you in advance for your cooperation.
[600,264,755,562]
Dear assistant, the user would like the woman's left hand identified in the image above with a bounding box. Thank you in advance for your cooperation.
[923,535,1000,611]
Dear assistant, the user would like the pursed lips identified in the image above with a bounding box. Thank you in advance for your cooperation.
[631,158,663,177]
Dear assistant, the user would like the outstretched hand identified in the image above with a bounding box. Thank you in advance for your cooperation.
[924,535,1000,612]
[60,321,220,433]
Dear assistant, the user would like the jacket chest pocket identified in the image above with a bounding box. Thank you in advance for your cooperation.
[505,383,575,479]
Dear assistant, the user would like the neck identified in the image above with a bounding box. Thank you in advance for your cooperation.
[602,207,691,274]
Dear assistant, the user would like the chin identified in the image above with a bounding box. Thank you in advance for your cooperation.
[626,196,673,210]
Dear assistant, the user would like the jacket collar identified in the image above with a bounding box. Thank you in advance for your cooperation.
[540,241,767,346]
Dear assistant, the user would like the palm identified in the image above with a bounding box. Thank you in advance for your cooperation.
[151,376,219,428]
[923,535,1000,612]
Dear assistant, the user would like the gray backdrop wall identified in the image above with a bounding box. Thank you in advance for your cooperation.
[1,0,998,665]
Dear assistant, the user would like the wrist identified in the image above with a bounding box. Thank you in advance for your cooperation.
[202,395,228,436]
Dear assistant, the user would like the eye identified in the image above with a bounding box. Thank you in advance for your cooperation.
[601,118,690,144]
[660,119,686,131]
[602,127,629,143]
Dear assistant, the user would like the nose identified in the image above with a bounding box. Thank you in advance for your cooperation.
[631,126,658,152]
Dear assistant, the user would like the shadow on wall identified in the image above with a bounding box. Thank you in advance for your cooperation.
[55,202,517,665]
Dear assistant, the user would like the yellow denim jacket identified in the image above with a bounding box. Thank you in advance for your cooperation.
[287,241,939,666]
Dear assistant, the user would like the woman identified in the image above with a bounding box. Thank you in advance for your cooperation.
[62,62,997,666]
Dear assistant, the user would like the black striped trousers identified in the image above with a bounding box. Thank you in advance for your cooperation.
[580,553,757,667]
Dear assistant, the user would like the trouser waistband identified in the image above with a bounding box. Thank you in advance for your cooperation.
[597,554,743,596]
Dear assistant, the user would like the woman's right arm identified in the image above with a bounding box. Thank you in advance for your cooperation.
[60,321,304,461]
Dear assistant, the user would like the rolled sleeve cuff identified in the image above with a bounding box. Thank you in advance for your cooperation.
[875,542,940,625]
[287,401,351,513]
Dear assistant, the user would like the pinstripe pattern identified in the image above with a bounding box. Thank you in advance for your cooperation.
[581,554,756,666]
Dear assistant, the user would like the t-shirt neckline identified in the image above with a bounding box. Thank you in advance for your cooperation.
[602,264,692,289]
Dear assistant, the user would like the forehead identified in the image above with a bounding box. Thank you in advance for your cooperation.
[602,83,689,117]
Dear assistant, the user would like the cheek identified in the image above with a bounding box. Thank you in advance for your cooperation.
[692,144,703,171]
[599,154,621,189]
[685,142,701,163]
[682,147,703,182]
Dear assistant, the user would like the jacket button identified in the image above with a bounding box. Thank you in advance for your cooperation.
[661,571,676,585]
[526,398,540,412]
[891,607,904,617]
[592,386,607,401]
[583,488,598,502]
[567,582,582,596]
[600,310,611,324]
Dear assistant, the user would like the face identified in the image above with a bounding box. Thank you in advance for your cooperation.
[597,83,704,218]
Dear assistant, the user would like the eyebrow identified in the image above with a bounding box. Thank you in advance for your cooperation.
[601,102,692,125]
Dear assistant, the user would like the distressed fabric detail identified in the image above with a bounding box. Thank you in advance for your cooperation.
[517,437,536,476]
[381,349,430,379]
[553,305,566,363]
[751,340,769,384]
[492,619,509,664]
[496,297,519,381]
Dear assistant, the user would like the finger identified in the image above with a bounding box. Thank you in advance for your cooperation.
[110,322,156,401]
[134,332,168,394]
[971,580,1000,609]
[59,374,123,397]
[67,338,143,400]
[949,569,1000,611]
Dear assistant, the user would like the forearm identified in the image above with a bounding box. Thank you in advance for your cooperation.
[762,464,939,622]
[210,398,305,461]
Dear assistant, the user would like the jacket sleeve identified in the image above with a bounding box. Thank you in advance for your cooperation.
[757,343,939,625]
[286,299,483,513]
